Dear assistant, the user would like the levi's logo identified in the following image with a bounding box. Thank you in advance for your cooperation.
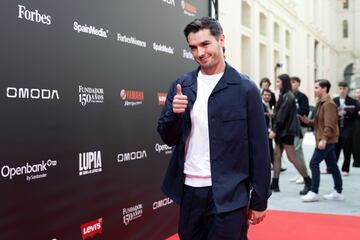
[81,218,103,239]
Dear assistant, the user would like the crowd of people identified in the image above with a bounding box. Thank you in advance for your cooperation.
[260,75,360,202]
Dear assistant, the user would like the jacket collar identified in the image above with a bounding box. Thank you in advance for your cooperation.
[182,62,241,93]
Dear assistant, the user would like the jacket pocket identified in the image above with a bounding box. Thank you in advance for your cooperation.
[220,107,248,141]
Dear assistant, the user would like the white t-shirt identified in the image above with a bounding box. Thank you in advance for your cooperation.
[184,70,224,187]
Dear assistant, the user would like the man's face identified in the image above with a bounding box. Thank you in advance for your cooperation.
[187,29,225,73]
[338,86,348,98]
[275,79,282,91]
[261,82,270,89]
[291,80,300,92]
[355,88,360,101]
[314,82,325,98]
[262,92,271,103]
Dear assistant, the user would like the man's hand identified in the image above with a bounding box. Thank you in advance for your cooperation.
[172,84,188,114]
[268,130,276,139]
[299,115,310,125]
[318,140,326,150]
[248,209,266,225]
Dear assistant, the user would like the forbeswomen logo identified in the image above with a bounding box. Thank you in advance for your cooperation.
[81,218,103,240]
[181,1,197,17]
[78,85,104,106]
[123,203,143,226]
[17,4,52,25]
[6,87,59,100]
[79,151,102,176]
[74,21,109,38]
[120,89,144,107]
[117,33,146,48]
[1,159,57,181]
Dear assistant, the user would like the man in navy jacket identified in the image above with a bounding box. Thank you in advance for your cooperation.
[157,17,271,240]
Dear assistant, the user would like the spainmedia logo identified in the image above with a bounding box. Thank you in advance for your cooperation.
[153,42,175,55]
[73,21,109,38]
[157,92,167,106]
[183,49,194,60]
[17,4,52,25]
[78,85,104,106]
[181,1,197,16]
[6,87,60,100]
[120,89,144,107]
[123,204,143,226]
[79,151,102,176]
[1,159,57,181]
[81,218,103,240]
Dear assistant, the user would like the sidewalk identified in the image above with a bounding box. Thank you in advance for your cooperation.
[268,132,360,216]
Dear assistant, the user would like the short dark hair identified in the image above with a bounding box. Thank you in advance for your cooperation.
[277,74,292,93]
[338,81,348,88]
[184,17,223,40]
[291,76,301,83]
[262,89,272,95]
[259,78,271,88]
[315,79,331,93]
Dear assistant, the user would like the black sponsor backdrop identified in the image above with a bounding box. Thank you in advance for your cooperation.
[0,0,208,239]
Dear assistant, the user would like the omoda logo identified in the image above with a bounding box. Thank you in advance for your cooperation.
[81,218,103,240]
[6,87,59,100]
[79,151,102,176]
[17,5,52,25]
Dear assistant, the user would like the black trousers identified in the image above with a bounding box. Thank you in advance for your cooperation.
[178,185,248,240]
[335,127,353,172]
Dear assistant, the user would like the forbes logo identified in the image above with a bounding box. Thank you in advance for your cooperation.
[18,5,52,25]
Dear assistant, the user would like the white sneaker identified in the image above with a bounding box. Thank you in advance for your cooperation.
[295,176,304,184]
[301,191,320,202]
[323,191,345,201]
[290,175,299,182]
[342,171,349,176]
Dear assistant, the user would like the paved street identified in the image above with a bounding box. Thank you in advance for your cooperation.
[268,132,360,216]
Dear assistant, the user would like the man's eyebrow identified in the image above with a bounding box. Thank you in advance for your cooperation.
[189,40,211,48]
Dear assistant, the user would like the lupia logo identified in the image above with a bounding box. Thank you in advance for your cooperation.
[79,151,102,176]
[1,159,57,181]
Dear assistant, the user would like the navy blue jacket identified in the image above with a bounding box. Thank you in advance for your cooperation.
[157,63,271,213]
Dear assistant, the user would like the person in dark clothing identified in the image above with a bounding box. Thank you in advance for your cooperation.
[157,17,271,240]
[268,74,311,195]
[290,77,310,183]
[259,77,276,109]
[352,88,360,167]
[333,82,358,175]
[262,89,274,165]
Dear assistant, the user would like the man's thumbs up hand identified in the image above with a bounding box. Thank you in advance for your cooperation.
[172,84,188,114]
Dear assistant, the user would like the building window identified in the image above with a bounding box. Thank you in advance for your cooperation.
[343,0,349,9]
[343,20,349,38]
[241,1,251,28]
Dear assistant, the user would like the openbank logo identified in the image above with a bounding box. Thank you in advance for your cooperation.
[153,42,175,55]
[74,21,109,38]
[117,150,147,163]
[155,143,173,155]
[162,0,175,6]
[6,87,60,100]
[81,218,103,240]
[123,203,143,226]
[120,89,144,107]
[117,33,146,48]
[1,159,57,181]
[181,1,197,16]
[183,49,194,60]
[79,151,102,176]
[157,92,167,106]
[79,85,104,106]
[17,4,52,25]
[153,197,174,210]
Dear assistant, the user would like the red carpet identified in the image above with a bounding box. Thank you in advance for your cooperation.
[166,210,360,240]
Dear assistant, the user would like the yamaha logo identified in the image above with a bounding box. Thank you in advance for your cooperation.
[120,89,144,107]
